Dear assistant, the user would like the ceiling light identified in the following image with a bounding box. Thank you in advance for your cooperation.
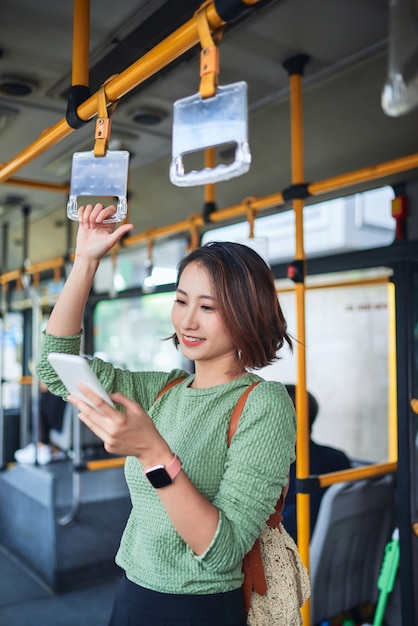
[131,108,167,126]
[0,75,37,97]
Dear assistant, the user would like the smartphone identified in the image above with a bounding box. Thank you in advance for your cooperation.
[47,352,115,411]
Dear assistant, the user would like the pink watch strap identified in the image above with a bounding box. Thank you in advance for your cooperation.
[166,454,182,480]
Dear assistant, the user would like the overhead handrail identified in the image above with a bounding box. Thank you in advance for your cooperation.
[1,147,418,284]
[3,179,70,193]
[0,1,259,184]
[278,275,391,293]
[318,461,397,488]
[125,147,418,241]
[8,147,416,209]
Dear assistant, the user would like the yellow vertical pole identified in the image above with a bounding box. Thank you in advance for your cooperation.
[387,281,398,462]
[204,148,216,205]
[72,0,90,86]
[283,53,311,625]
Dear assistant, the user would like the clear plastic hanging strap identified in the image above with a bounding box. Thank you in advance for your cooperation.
[67,150,130,222]
[170,81,251,187]
[381,0,418,116]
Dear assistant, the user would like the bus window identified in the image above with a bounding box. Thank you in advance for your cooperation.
[93,292,190,373]
[94,238,187,294]
[261,268,392,463]
[0,313,23,409]
[201,186,395,265]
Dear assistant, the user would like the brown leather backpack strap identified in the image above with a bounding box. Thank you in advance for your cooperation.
[226,381,262,613]
[227,382,260,445]
[247,538,267,595]
[267,480,289,528]
[154,377,186,402]
[242,554,253,614]
[227,381,291,615]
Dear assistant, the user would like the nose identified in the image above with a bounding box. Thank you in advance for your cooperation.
[181,304,199,329]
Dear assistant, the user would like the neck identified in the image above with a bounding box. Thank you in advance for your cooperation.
[192,359,246,389]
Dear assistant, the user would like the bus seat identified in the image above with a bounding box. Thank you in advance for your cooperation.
[49,401,74,451]
[309,473,395,625]
[49,402,102,452]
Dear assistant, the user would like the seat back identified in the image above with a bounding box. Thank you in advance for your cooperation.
[49,401,74,450]
[309,473,395,624]
[49,402,103,452]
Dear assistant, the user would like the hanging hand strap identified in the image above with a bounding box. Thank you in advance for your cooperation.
[195,4,224,99]
[94,77,118,157]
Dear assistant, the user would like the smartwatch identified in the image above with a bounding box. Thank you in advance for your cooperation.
[144,454,182,488]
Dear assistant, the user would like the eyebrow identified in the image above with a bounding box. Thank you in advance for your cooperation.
[176,287,215,301]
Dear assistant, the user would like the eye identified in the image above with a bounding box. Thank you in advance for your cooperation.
[174,298,187,307]
[201,304,214,312]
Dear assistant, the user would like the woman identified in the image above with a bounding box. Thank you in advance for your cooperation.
[36,203,296,626]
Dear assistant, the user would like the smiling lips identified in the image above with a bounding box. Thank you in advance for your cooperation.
[182,335,205,347]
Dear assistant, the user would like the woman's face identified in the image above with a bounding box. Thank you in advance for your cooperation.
[171,262,236,367]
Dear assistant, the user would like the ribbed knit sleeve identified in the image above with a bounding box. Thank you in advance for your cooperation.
[36,331,190,410]
[36,331,84,398]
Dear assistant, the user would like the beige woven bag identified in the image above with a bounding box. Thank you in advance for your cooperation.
[228,383,311,626]
[246,523,310,626]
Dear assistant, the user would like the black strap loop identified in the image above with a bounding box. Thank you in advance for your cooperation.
[66,85,92,129]
[295,476,320,494]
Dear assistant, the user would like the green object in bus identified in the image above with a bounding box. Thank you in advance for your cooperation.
[373,528,400,626]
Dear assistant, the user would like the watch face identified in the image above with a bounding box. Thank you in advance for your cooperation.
[145,466,172,488]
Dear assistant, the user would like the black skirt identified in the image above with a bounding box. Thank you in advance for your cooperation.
[108,575,248,626]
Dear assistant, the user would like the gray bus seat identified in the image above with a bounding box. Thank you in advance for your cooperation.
[49,402,102,451]
[309,473,395,625]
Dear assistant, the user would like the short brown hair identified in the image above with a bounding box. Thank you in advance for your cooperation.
[172,241,292,370]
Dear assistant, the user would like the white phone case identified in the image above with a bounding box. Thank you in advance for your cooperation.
[47,352,115,411]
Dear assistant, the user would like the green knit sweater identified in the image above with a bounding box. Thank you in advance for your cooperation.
[37,332,296,594]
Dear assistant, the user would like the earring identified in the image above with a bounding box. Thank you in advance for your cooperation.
[237,349,242,360]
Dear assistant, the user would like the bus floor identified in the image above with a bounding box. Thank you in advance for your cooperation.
[0,459,131,625]
[0,544,120,625]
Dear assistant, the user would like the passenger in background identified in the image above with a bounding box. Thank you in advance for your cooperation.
[14,382,67,466]
[282,384,351,542]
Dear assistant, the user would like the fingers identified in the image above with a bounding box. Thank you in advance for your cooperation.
[67,390,122,447]
[67,386,153,457]
[76,203,134,250]
[67,393,113,420]
[78,203,115,224]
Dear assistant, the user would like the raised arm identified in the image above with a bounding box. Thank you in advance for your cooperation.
[46,204,133,337]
